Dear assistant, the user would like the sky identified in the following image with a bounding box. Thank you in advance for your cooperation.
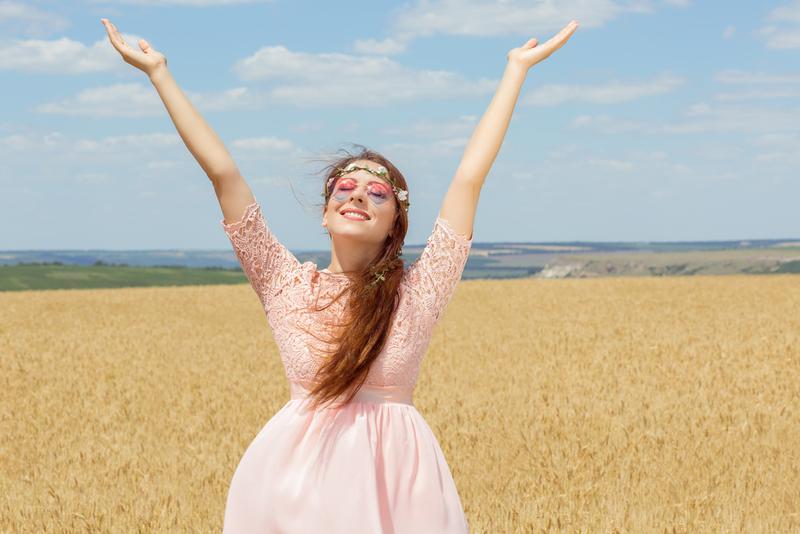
[1,0,799,251]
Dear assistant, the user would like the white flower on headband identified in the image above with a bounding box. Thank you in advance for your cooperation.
[396,189,408,201]
[341,162,388,176]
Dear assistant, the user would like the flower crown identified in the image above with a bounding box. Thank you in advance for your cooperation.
[323,162,410,212]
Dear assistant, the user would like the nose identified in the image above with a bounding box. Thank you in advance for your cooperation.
[349,184,368,203]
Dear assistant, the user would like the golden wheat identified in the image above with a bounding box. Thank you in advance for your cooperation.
[1,275,798,532]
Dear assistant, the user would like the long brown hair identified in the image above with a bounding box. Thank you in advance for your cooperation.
[301,145,409,411]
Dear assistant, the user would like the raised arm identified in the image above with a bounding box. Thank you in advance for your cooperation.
[439,19,580,239]
[100,18,254,223]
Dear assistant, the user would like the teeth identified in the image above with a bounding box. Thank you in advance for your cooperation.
[342,211,368,220]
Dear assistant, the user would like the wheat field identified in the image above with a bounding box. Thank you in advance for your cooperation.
[2,275,799,533]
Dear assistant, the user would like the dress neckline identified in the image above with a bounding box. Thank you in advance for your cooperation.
[319,267,349,277]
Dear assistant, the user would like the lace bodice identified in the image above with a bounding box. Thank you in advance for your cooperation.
[220,198,472,388]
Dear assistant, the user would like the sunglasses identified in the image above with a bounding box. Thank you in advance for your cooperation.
[331,177,394,206]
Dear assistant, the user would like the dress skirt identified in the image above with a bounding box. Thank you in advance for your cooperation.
[222,381,470,533]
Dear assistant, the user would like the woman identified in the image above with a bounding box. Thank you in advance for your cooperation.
[101,16,578,533]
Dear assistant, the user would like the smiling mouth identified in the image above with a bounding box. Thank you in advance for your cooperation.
[340,211,370,221]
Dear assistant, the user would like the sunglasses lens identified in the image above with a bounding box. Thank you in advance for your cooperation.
[367,183,391,204]
[332,179,392,206]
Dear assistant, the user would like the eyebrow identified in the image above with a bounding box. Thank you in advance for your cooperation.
[337,176,390,186]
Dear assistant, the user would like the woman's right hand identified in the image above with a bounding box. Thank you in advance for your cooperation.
[101,18,167,77]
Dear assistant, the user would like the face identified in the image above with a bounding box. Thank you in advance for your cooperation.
[322,159,398,243]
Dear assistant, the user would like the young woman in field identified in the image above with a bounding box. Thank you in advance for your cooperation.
[101,17,578,533]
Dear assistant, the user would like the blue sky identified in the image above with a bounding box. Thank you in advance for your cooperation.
[1,0,798,251]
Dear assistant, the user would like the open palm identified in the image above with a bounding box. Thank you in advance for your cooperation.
[508,20,579,70]
[101,18,166,76]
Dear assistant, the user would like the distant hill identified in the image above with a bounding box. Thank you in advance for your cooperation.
[534,249,800,279]
[1,238,798,291]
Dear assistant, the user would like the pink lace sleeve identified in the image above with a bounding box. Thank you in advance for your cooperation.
[406,215,473,322]
[220,200,301,311]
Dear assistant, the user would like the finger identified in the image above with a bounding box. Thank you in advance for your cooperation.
[139,39,151,53]
[109,21,128,47]
[544,21,578,51]
[101,18,114,38]
[547,20,577,44]
[102,19,122,45]
[102,20,125,52]
[557,20,579,41]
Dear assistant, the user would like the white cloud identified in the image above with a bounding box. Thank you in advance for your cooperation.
[35,83,260,117]
[767,0,800,23]
[74,133,181,152]
[569,114,647,133]
[0,1,70,36]
[347,0,687,59]
[751,132,800,149]
[714,69,800,84]
[571,103,800,135]
[88,0,273,5]
[0,130,185,159]
[389,0,646,42]
[378,115,478,138]
[352,115,479,165]
[352,37,407,56]
[522,73,685,106]
[713,88,800,101]
[380,137,470,161]
[0,131,65,151]
[0,133,32,151]
[756,1,800,49]
[757,25,800,48]
[508,145,710,202]
[35,83,162,117]
[712,69,800,101]
[232,45,497,107]
[185,87,263,112]
[749,132,800,166]
[231,136,295,151]
[670,104,800,134]
[0,36,137,74]
[754,151,800,164]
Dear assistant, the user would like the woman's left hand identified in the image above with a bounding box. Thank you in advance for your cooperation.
[507,20,579,71]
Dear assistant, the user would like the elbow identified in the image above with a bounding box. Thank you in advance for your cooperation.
[453,164,486,188]
[208,165,241,185]
[453,171,485,193]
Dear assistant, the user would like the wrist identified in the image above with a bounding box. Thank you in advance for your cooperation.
[148,64,171,85]
[505,60,529,79]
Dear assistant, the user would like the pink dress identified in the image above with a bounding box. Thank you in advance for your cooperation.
[219,199,473,533]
